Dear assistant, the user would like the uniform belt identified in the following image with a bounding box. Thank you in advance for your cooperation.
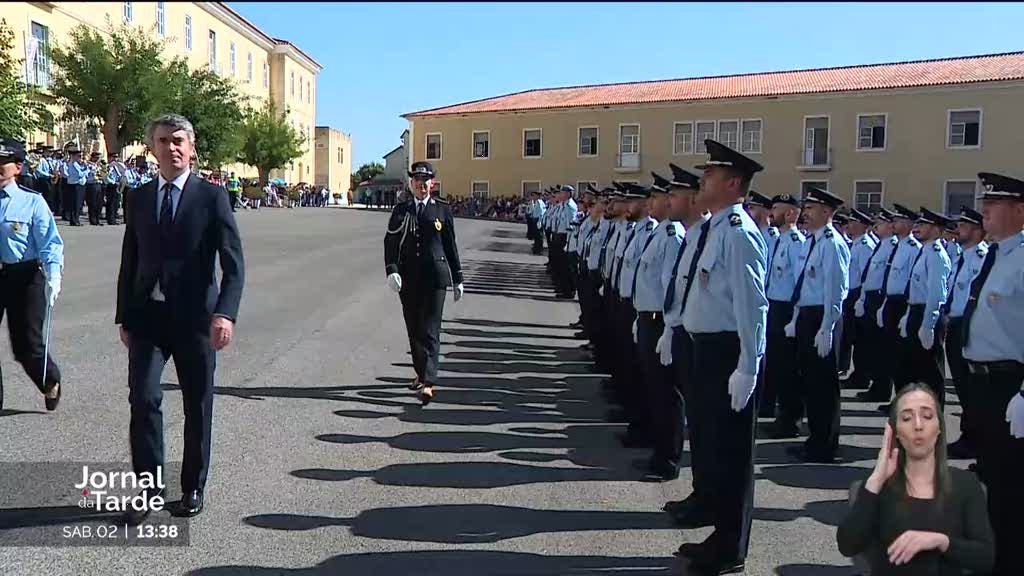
[884,294,907,301]
[967,360,1024,375]
[639,311,663,320]
[908,303,926,310]
[0,259,40,271]
[798,305,825,312]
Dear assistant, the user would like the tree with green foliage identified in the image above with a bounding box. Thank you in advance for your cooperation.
[49,20,177,156]
[351,161,385,192]
[237,100,304,186]
[0,19,53,140]
[164,61,246,170]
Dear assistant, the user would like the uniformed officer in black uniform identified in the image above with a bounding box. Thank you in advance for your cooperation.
[384,161,464,405]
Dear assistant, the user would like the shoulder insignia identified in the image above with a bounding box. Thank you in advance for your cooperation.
[790,231,800,241]
[890,237,899,246]
[17,185,39,195]
[645,221,654,231]
[861,237,870,245]
[934,243,943,252]
[769,227,779,237]
[434,197,448,204]
[977,248,986,257]
[729,213,742,227]
[824,228,834,239]
[667,225,677,236]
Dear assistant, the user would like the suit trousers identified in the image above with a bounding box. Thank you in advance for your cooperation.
[796,306,841,457]
[764,300,797,424]
[690,332,756,561]
[128,300,216,493]
[0,263,61,394]
[400,287,446,387]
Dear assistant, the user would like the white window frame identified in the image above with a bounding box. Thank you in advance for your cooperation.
[471,130,490,160]
[290,71,295,96]
[184,15,192,51]
[299,75,304,100]
[522,180,542,198]
[717,119,740,151]
[802,114,832,165]
[229,42,236,76]
[694,120,717,154]
[156,1,165,36]
[943,180,979,214]
[618,123,640,155]
[207,30,216,70]
[307,80,311,104]
[29,21,49,89]
[123,1,133,24]
[740,118,763,154]
[471,181,490,200]
[424,132,442,161]
[247,52,253,83]
[946,108,983,150]
[523,128,543,159]
[263,61,269,88]
[800,179,830,200]
[672,121,694,155]
[853,179,885,212]
[577,126,599,158]
[577,180,598,195]
[855,113,888,152]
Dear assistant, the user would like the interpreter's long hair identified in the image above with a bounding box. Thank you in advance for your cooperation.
[887,383,952,503]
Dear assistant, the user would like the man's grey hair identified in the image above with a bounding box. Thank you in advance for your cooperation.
[145,113,196,147]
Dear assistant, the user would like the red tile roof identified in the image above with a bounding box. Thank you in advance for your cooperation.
[405,51,1024,118]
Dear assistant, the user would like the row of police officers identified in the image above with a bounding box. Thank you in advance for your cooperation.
[532,139,1023,576]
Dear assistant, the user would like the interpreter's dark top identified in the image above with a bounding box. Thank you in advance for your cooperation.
[836,467,994,575]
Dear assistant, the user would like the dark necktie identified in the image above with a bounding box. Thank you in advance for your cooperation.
[632,224,661,297]
[879,240,900,295]
[764,232,785,293]
[903,248,924,299]
[860,239,885,284]
[159,182,174,236]
[943,252,967,314]
[961,243,998,347]
[790,233,818,305]
[613,223,638,289]
[416,201,423,218]
[664,219,711,312]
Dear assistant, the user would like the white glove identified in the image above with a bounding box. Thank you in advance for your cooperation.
[815,329,833,358]
[876,303,885,328]
[728,370,757,412]
[387,273,402,293]
[454,283,464,302]
[45,272,62,308]
[784,316,797,339]
[918,327,934,350]
[656,327,673,366]
[854,297,865,318]
[598,285,604,297]
[632,318,638,344]
[1007,393,1024,439]
[898,312,909,338]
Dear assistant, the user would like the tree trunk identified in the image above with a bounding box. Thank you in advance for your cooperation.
[102,107,120,157]
[258,167,268,188]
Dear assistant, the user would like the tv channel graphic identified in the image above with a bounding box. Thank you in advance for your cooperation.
[0,462,190,547]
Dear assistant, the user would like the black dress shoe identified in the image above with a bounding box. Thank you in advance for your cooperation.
[642,466,679,483]
[671,507,715,528]
[617,432,651,449]
[44,381,61,412]
[176,490,204,517]
[123,488,165,526]
[691,554,746,575]
[765,422,800,439]
[788,445,838,464]
[674,540,712,558]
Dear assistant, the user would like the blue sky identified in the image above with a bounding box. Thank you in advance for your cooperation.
[231,2,1024,169]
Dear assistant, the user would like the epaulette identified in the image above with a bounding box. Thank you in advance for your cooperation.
[907,237,919,246]
[977,247,986,257]
[18,184,40,195]
[790,231,800,241]
[861,237,871,245]
[667,225,677,236]
[890,236,899,245]
[729,213,743,227]
[769,227,779,237]
[933,241,943,252]
[824,228,834,239]
[434,197,449,204]
[645,220,655,232]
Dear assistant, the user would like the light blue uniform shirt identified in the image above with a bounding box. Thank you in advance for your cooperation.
[634,219,682,312]
[848,233,878,291]
[585,218,611,271]
[106,161,126,185]
[34,157,51,179]
[761,225,780,271]
[602,219,627,279]
[0,180,64,278]
[860,235,898,294]
[682,204,768,376]
[567,211,585,253]
[64,160,90,185]
[944,239,963,263]
[884,234,923,297]
[765,226,807,302]
[665,215,713,327]
[796,224,851,331]
[574,216,594,256]
[946,242,988,318]
[619,217,657,298]
[963,231,1024,363]
[532,199,546,219]
[908,238,952,330]
[610,220,637,288]
[555,198,578,234]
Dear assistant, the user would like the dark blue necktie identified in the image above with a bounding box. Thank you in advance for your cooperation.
[631,225,660,297]
[664,219,710,312]
[790,234,817,305]
[943,252,966,314]
[159,183,174,236]
[961,243,998,347]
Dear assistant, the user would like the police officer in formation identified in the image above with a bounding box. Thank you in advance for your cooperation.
[525,189,545,254]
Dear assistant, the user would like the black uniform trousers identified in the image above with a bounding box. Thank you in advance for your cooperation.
[86,182,103,225]
[764,299,797,424]
[582,270,604,350]
[868,295,908,401]
[399,286,447,387]
[104,184,122,224]
[51,178,64,218]
[566,251,579,297]
[34,179,51,212]
[640,313,683,471]
[550,233,570,296]
[617,298,646,438]
[944,317,973,444]
[662,325,693,479]
[902,304,947,406]
[689,332,756,561]
[795,306,841,457]
[968,360,1024,576]
[848,290,884,389]
[838,287,860,373]
[64,183,84,225]
[526,216,537,240]
[128,300,215,493]
[532,223,544,254]
[0,262,62,398]
[599,280,618,374]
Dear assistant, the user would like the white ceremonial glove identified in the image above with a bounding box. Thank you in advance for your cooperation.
[918,327,934,350]
[784,316,797,339]
[728,370,757,412]
[876,303,886,328]
[854,297,865,318]
[387,273,402,293]
[898,312,909,338]
[454,283,464,302]
[598,285,604,297]
[1006,393,1024,439]
[656,327,673,366]
[45,272,62,308]
[815,329,833,358]
[632,318,639,344]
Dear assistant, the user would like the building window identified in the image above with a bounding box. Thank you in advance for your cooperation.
[307,80,311,104]
[523,129,542,158]
[432,182,442,198]
[185,15,192,51]
[944,181,977,213]
[338,147,344,164]
[718,120,739,150]
[290,72,295,96]
[857,114,886,150]
[123,1,133,24]
[263,61,269,88]
[208,30,216,70]
[948,109,981,148]
[425,133,442,160]
[801,180,829,201]
[472,131,489,159]
[522,181,541,198]
[156,2,165,36]
[695,121,716,153]
[578,127,598,156]
[854,181,884,212]
[803,116,830,166]
[741,119,762,153]
[247,52,253,82]
[673,122,693,155]
[299,77,304,100]
[472,181,490,200]
[229,42,236,76]
[28,22,49,89]
[619,124,639,154]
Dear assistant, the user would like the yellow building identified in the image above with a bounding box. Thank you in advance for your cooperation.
[313,125,351,199]
[404,51,1024,214]
[4,1,322,182]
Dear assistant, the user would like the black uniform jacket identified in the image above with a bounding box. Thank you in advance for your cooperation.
[384,194,463,289]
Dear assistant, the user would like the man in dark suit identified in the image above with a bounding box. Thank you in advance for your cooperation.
[384,161,463,405]
[115,114,245,524]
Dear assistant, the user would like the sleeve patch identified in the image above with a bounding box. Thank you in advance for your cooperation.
[729,214,742,227]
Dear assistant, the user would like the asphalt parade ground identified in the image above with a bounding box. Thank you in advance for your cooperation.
[0,208,966,575]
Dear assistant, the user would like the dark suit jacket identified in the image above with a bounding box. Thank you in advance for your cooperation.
[116,173,245,333]
[384,195,463,289]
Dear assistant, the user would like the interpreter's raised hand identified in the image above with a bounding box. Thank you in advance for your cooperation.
[866,422,899,494]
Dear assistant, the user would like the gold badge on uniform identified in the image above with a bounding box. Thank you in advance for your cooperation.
[434,218,442,231]
[987,292,1001,305]
[10,222,20,232]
